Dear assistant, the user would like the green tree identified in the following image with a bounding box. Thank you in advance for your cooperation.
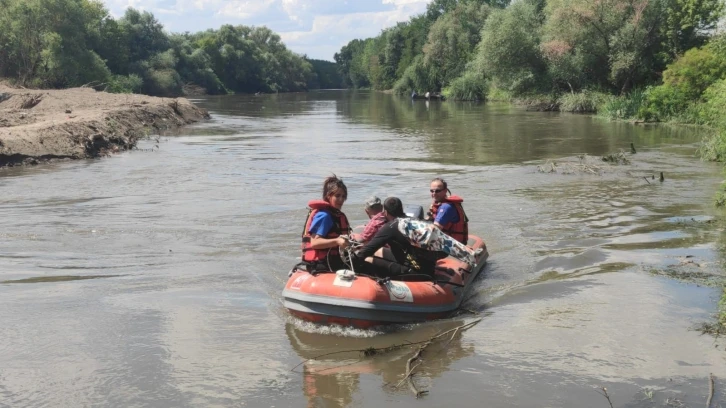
[119,8,169,64]
[38,0,112,87]
[422,1,491,89]
[396,16,432,78]
[169,33,225,94]
[474,1,547,95]
[335,39,372,88]
[640,38,726,120]
[542,0,664,93]
[379,26,405,89]
[0,0,112,87]
[306,59,344,89]
[95,17,130,75]
[0,0,47,84]
[661,0,724,58]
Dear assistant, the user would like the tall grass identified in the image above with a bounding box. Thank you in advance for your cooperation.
[559,90,611,113]
[597,89,646,119]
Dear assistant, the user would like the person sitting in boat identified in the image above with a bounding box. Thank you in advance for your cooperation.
[360,196,387,243]
[425,91,431,99]
[301,175,351,272]
[411,90,418,99]
[354,197,446,278]
[425,177,469,244]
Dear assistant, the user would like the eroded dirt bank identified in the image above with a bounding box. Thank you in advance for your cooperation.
[0,86,209,167]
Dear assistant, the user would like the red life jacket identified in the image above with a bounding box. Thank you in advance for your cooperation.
[301,200,351,263]
[429,195,468,244]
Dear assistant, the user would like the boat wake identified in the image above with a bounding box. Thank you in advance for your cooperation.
[286,315,419,338]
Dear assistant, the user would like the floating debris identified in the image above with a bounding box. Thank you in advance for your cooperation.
[601,150,630,165]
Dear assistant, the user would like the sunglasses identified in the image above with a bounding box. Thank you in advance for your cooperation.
[430,189,444,193]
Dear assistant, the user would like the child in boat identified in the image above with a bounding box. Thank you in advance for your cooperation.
[354,197,445,278]
[300,175,351,272]
[360,196,387,243]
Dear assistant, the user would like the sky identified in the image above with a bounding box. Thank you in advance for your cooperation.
[102,0,431,61]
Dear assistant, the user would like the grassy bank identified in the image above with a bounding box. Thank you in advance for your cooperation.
[700,288,726,338]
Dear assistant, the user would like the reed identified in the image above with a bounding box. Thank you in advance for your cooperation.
[597,89,646,119]
[559,90,611,113]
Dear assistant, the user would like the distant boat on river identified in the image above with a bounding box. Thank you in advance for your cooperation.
[411,94,446,101]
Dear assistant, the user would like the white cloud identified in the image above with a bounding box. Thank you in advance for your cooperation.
[216,0,277,19]
[279,0,428,57]
[105,0,158,15]
[382,0,428,5]
[101,0,430,60]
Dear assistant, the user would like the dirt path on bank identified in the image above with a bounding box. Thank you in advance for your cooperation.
[0,86,209,167]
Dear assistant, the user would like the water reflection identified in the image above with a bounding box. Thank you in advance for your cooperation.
[326,91,703,166]
[286,319,476,407]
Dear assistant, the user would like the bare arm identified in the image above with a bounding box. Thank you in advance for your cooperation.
[310,235,349,250]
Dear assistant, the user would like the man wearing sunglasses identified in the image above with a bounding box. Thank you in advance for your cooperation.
[426,178,469,244]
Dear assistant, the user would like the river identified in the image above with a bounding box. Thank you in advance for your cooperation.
[1,90,724,408]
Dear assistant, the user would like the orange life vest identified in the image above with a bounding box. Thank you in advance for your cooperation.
[429,195,468,244]
[301,200,351,263]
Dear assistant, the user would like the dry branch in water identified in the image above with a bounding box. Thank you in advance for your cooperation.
[601,150,631,165]
[394,319,482,397]
[596,386,615,408]
[537,154,605,175]
[537,151,632,175]
[290,319,483,398]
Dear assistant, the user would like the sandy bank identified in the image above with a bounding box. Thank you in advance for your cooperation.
[0,86,209,167]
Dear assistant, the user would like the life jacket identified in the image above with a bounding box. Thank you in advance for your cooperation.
[301,200,351,264]
[429,195,468,244]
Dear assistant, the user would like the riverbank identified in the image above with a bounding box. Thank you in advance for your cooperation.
[0,86,209,167]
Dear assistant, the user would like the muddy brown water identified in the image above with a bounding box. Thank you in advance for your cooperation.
[1,91,725,408]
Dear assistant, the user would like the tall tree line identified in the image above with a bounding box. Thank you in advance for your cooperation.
[334,0,724,100]
[0,0,343,96]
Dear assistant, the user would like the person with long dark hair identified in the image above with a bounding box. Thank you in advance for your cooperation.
[300,175,351,272]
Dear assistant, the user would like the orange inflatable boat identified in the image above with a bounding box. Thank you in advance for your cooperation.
[282,235,488,329]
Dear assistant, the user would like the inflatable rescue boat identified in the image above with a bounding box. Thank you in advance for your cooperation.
[282,235,488,329]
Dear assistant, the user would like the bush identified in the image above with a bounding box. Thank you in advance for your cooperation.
[144,69,183,96]
[598,89,646,119]
[701,79,726,126]
[638,85,692,121]
[443,72,487,101]
[392,77,411,95]
[107,74,143,93]
[663,46,726,100]
[487,86,513,101]
[559,90,611,113]
[184,68,226,95]
[700,128,726,161]
[698,80,726,166]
